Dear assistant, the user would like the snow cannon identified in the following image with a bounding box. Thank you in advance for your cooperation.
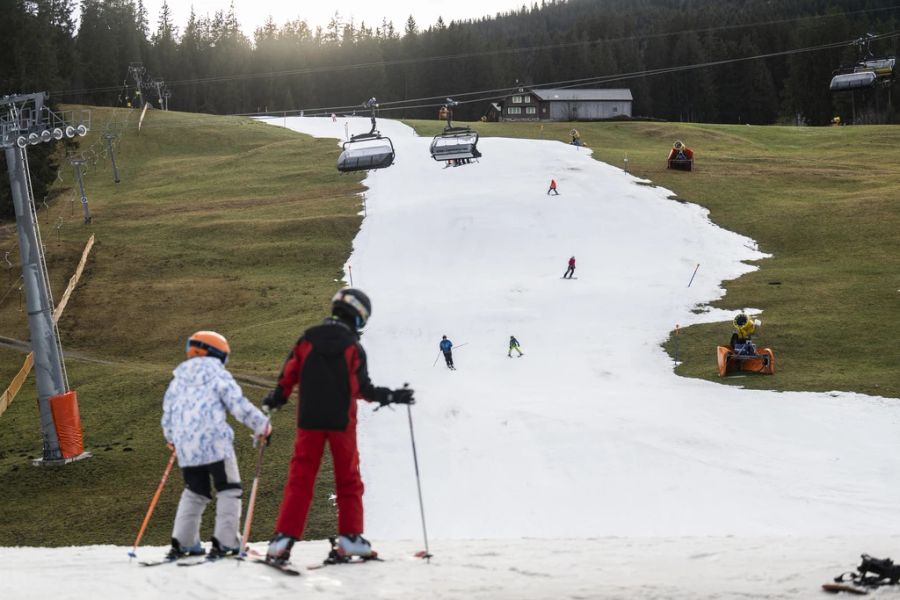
[666,140,694,171]
[716,345,775,376]
[717,314,774,376]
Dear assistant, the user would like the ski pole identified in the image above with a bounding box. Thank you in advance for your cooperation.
[687,263,700,287]
[240,440,267,557]
[406,404,432,561]
[129,448,177,558]
[431,350,441,367]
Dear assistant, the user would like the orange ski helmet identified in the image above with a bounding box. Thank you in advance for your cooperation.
[186,331,230,364]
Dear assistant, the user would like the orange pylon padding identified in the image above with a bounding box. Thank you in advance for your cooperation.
[50,391,85,458]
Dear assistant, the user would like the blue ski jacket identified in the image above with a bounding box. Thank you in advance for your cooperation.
[439,339,453,352]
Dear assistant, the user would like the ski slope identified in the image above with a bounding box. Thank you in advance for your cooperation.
[3,116,899,598]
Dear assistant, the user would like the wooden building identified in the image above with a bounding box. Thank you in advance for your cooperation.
[500,87,633,121]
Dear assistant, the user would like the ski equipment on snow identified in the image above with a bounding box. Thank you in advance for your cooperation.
[406,405,432,561]
[254,558,301,576]
[129,448,177,558]
[240,441,267,557]
[307,536,383,569]
[823,554,900,594]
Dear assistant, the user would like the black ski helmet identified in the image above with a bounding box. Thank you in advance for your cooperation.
[331,288,372,330]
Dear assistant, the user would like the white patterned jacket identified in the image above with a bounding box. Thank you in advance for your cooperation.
[162,356,269,467]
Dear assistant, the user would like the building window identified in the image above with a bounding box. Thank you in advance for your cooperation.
[612,106,618,113]
[512,95,523,104]
[523,95,531,103]
[525,106,537,114]
[507,107,522,115]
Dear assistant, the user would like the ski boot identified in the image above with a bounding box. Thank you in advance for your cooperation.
[165,537,205,561]
[207,536,240,560]
[265,532,295,567]
[322,534,380,565]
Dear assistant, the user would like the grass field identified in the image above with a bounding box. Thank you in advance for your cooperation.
[408,119,900,397]
[0,110,897,546]
[0,108,364,546]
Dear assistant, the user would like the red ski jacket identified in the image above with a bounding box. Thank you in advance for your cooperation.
[268,318,376,430]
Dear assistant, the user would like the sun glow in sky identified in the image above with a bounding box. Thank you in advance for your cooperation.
[140,0,524,37]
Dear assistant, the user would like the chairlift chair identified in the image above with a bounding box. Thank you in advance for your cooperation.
[829,35,896,92]
[430,129,482,162]
[337,133,396,172]
[430,99,482,163]
[336,99,396,173]
[830,70,877,92]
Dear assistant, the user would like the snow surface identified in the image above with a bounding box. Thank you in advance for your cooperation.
[4,116,899,598]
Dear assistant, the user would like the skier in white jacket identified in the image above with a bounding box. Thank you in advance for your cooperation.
[161,331,272,559]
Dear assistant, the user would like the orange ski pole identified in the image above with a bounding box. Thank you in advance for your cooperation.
[129,448,177,558]
[240,442,267,557]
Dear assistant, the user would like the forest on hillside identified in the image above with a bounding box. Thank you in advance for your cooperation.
[1,0,898,125]
[1,0,898,217]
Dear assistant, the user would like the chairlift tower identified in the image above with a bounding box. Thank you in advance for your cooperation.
[127,63,148,108]
[0,92,91,465]
[68,156,92,223]
[102,133,120,183]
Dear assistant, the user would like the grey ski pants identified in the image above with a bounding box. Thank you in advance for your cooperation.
[172,449,243,549]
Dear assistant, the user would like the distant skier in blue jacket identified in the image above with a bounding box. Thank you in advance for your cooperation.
[439,335,455,370]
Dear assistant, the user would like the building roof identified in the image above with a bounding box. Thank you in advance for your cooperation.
[530,88,633,102]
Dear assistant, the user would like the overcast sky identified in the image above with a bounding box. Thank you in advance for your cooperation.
[140,1,524,37]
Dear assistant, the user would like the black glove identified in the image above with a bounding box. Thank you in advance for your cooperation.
[374,384,415,407]
[263,387,287,412]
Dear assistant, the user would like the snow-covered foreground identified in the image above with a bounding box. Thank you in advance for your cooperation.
[4,536,900,599]
[4,117,899,598]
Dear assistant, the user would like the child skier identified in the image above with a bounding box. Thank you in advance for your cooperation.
[547,179,559,195]
[161,331,272,560]
[508,336,523,358]
[563,256,576,279]
[440,335,455,370]
[262,288,415,566]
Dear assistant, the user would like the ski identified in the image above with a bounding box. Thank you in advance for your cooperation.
[307,555,382,570]
[138,555,204,567]
[308,537,383,570]
[177,554,242,567]
[252,558,301,576]
[822,582,868,595]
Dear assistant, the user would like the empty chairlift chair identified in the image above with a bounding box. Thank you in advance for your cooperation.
[430,99,482,164]
[337,133,395,172]
[829,35,896,92]
[336,98,396,173]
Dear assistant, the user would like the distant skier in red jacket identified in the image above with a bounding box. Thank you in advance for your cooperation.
[547,179,559,195]
[563,256,576,279]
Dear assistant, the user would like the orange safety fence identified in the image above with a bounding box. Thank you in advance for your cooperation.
[0,353,33,419]
[53,234,94,323]
[0,235,94,419]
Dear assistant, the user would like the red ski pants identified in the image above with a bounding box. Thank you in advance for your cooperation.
[275,427,364,538]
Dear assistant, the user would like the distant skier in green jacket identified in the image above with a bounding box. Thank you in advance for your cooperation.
[508,336,523,358]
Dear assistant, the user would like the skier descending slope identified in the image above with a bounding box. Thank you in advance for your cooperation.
[439,335,455,370]
[161,331,272,560]
[563,256,576,279]
[508,336,524,358]
[262,288,415,567]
